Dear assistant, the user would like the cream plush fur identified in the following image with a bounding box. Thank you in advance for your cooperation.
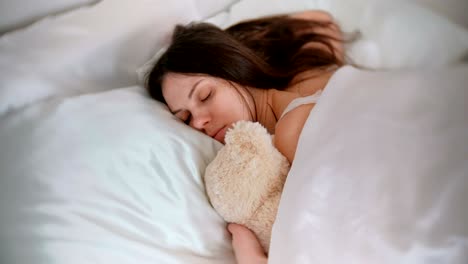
[204,121,290,253]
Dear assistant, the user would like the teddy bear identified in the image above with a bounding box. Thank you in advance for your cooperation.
[204,120,290,253]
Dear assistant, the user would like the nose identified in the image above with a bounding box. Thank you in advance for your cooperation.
[190,110,210,132]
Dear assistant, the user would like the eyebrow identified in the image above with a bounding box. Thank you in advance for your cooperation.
[171,79,203,115]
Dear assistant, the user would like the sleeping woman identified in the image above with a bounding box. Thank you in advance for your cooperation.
[146,10,345,263]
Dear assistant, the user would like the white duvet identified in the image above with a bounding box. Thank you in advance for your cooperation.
[270,65,468,263]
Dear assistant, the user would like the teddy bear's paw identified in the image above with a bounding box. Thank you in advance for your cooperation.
[225,121,272,148]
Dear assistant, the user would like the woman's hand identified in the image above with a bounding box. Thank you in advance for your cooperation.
[228,223,268,264]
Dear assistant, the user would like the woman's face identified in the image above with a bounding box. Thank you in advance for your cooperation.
[162,72,254,144]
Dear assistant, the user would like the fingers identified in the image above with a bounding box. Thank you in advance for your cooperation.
[228,223,268,264]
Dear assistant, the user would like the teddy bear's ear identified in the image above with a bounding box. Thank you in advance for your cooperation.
[225,121,272,146]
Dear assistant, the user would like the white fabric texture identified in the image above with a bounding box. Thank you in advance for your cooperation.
[0,87,231,263]
[0,0,202,116]
[193,0,239,19]
[270,65,468,263]
[0,0,98,34]
[407,0,468,28]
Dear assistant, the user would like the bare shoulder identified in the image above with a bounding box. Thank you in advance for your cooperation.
[274,103,314,163]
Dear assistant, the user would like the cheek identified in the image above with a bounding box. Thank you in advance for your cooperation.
[214,95,249,121]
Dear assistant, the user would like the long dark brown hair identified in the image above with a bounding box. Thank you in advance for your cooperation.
[146,15,344,104]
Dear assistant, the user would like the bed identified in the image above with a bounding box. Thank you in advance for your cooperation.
[1,0,467,263]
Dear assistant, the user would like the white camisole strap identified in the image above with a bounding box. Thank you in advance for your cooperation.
[279,90,322,120]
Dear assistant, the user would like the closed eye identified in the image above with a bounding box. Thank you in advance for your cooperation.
[201,91,211,102]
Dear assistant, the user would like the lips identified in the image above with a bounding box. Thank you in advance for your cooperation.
[213,126,227,143]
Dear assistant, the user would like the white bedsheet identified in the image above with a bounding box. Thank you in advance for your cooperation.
[270,65,468,263]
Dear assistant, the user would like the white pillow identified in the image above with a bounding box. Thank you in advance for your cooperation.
[0,0,98,34]
[193,0,239,19]
[0,0,201,116]
[345,0,468,68]
[407,0,468,29]
[0,86,233,264]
